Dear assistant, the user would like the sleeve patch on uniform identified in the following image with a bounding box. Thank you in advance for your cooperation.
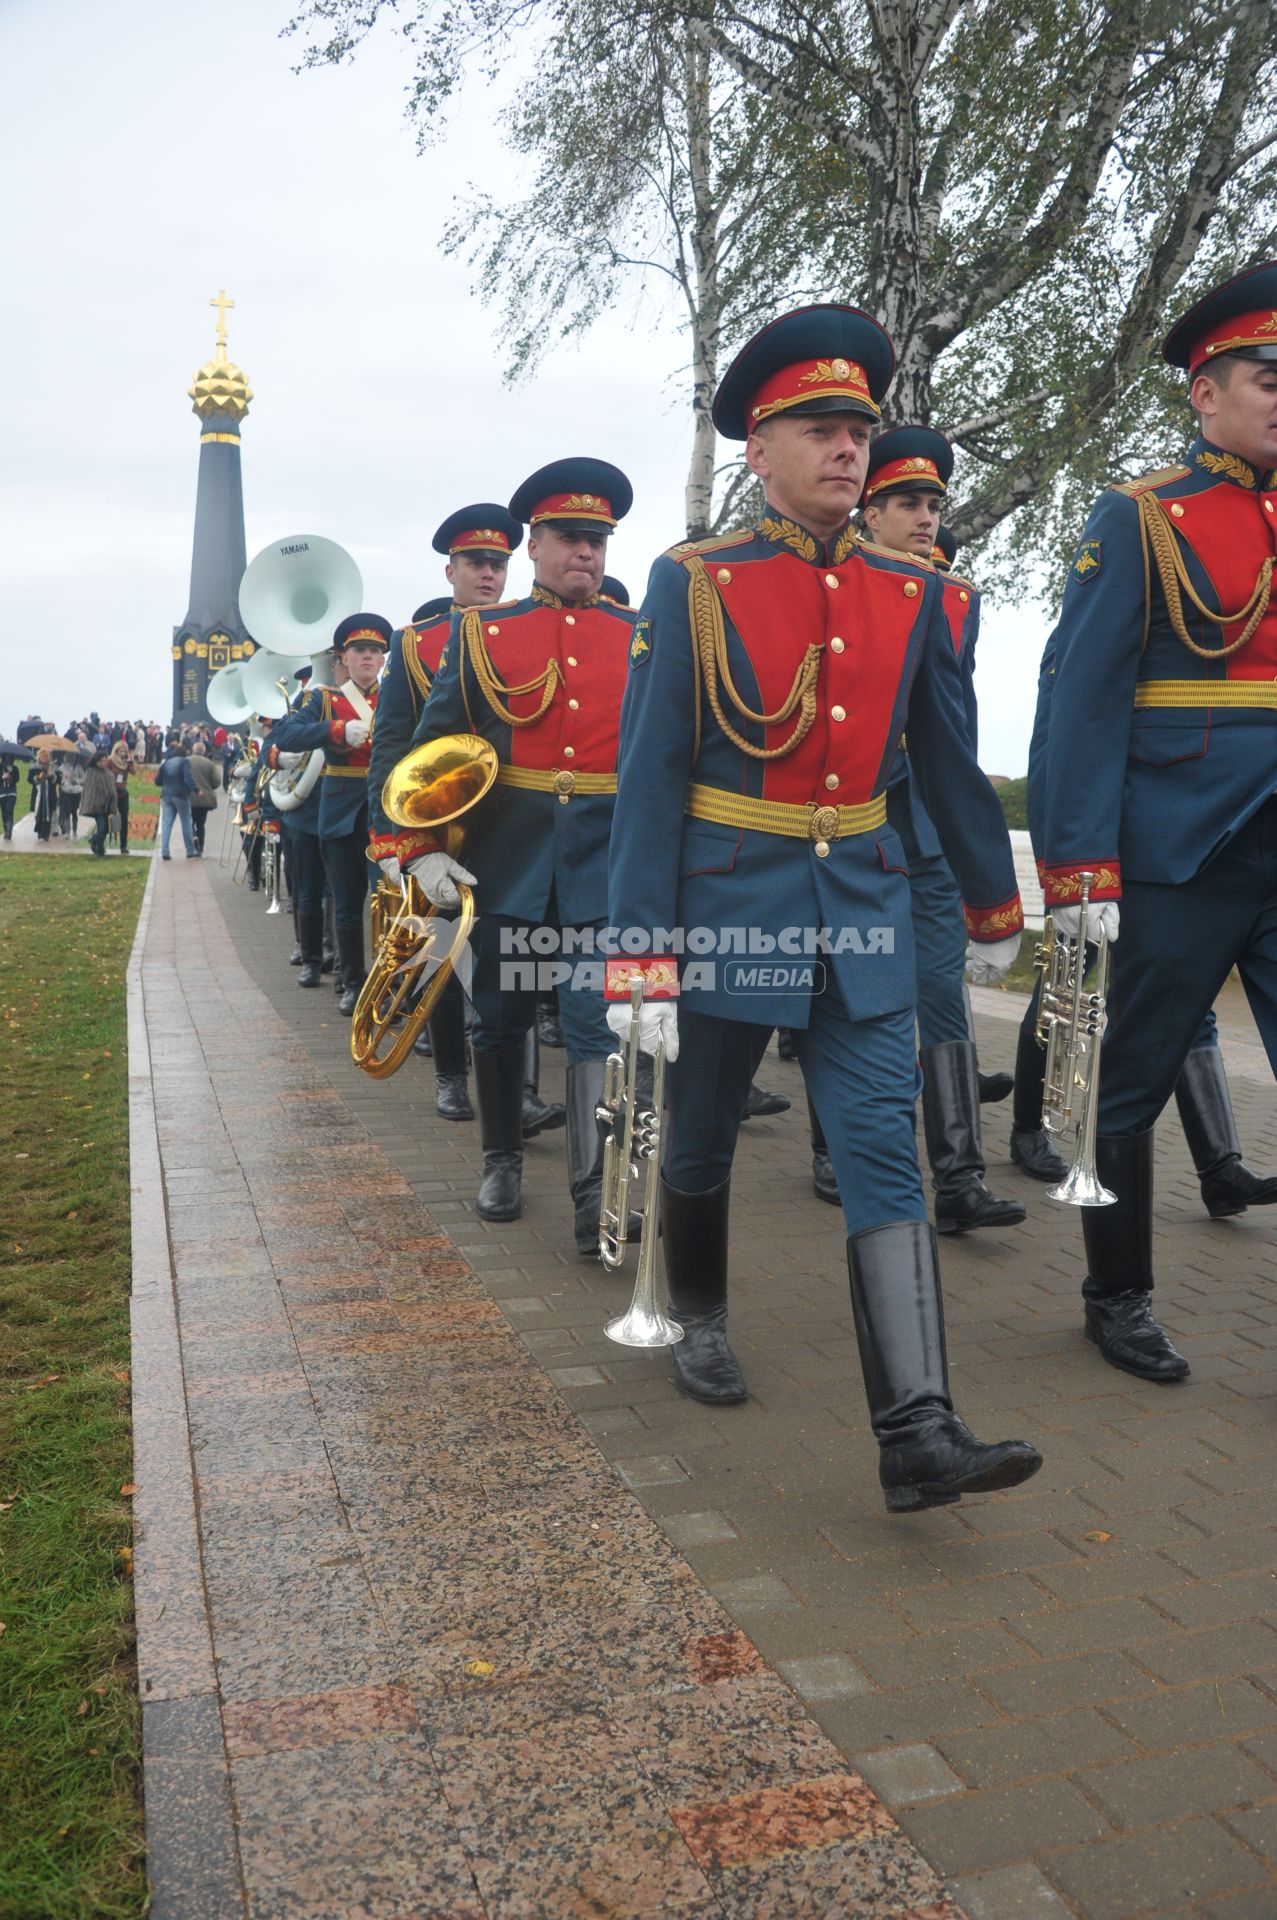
[629,619,652,668]
[1073,540,1101,582]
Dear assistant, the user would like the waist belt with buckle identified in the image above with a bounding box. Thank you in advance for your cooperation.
[1133,680,1277,708]
[685,782,886,855]
[496,764,619,805]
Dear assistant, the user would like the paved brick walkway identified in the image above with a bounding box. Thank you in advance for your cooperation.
[203,854,1277,1920]
[131,857,970,1919]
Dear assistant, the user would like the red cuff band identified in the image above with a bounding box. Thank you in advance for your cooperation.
[394,829,440,863]
[1042,862,1122,908]
[963,895,1025,941]
[604,957,679,1001]
[367,833,398,863]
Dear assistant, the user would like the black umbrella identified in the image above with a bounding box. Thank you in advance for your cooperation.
[0,739,34,760]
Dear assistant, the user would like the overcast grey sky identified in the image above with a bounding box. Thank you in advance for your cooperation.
[2,0,1046,768]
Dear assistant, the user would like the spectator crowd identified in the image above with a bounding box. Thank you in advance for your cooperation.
[5,712,247,855]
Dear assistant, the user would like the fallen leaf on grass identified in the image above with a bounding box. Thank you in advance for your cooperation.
[119,1484,138,1498]
[75,1700,89,1717]
[117,1546,133,1575]
[27,1375,60,1391]
[0,1498,15,1512]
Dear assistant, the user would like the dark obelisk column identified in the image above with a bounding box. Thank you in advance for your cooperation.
[171,292,255,725]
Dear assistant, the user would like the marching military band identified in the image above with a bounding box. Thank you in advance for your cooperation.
[223,265,1277,1515]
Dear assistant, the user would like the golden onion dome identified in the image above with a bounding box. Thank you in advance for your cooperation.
[189,345,252,421]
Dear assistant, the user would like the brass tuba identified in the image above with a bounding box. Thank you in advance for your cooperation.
[1035,871,1116,1207]
[350,733,498,1078]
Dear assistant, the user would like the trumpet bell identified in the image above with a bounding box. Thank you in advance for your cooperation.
[1047,1165,1116,1207]
[239,535,364,657]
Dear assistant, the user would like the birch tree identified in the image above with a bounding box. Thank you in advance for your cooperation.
[288,0,1277,568]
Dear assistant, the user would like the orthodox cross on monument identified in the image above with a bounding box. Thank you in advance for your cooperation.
[210,288,235,352]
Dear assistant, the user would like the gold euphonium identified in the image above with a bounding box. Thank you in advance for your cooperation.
[350,733,498,1079]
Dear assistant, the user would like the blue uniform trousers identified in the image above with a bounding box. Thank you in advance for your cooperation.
[1098,797,1277,1135]
[322,804,375,932]
[908,851,971,1049]
[666,976,926,1236]
[282,822,325,920]
[470,907,612,1063]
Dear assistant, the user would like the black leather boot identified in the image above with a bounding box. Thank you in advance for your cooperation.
[523,1030,566,1139]
[1009,1011,1067,1180]
[978,1070,1014,1103]
[297,909,324,988]
[661,1178,746,1403]
[321,897,336,975]
[921,1041,1026,1233]
[741,1081,792,1119]
[1174,1046,1277,1220]
[848,1220,1042,1512]
[777,1027,797,1061]
[565,1060,610,1255]
[336,926,365,1017]
[536,994,565,1048]
[289,900,304,965]
[472,1045,525,1221]
[809,1100,840,1206]
[1082,1130,1189,1382]
[435,1075,473,1121]
[427,977,471,1116]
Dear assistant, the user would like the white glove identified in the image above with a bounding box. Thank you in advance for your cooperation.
[966,933,1020,986]
[342,719,370,749]
[377,856,401,881]
[1052,902,1120,945]
[606,999,680,1063]
[275,750,303,769]
[407,851,477,908]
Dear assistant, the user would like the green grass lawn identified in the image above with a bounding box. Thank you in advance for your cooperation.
[0,856,149,1920]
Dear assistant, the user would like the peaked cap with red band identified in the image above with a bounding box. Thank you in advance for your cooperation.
[509,457,633,531]
[1163,262,1277,375]
[712,303,895,441]
[431,503,523,558]
[411,595,454,625]
[333,612,393,653]
[932,525,958,570]
[863,424,953,502]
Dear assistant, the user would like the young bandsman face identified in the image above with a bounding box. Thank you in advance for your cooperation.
[863,488,943,557]
[445,550,510,608]
[528,523,607,601]
[1191,357,1277,469]
[344,642,384,691]
[745,411,872,537]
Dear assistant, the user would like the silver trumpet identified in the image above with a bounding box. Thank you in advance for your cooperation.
[596,979,683,1348]
[262,832,285,914]
[1035,871,1116,1207]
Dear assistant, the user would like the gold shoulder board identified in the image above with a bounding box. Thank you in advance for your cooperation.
[665,527,755,563]
[1111,464,1192,498]
[855,533,935,571]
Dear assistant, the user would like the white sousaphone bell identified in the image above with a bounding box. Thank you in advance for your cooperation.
[206,663,255,728]
[237,534,364,812]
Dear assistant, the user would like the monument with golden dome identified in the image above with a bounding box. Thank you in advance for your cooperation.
[170,291,257,723]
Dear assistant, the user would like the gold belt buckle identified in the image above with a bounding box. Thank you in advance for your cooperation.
[553,768,576,804]
[809,804,839,858]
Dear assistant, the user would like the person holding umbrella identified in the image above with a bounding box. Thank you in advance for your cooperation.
[27,750,59,841]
